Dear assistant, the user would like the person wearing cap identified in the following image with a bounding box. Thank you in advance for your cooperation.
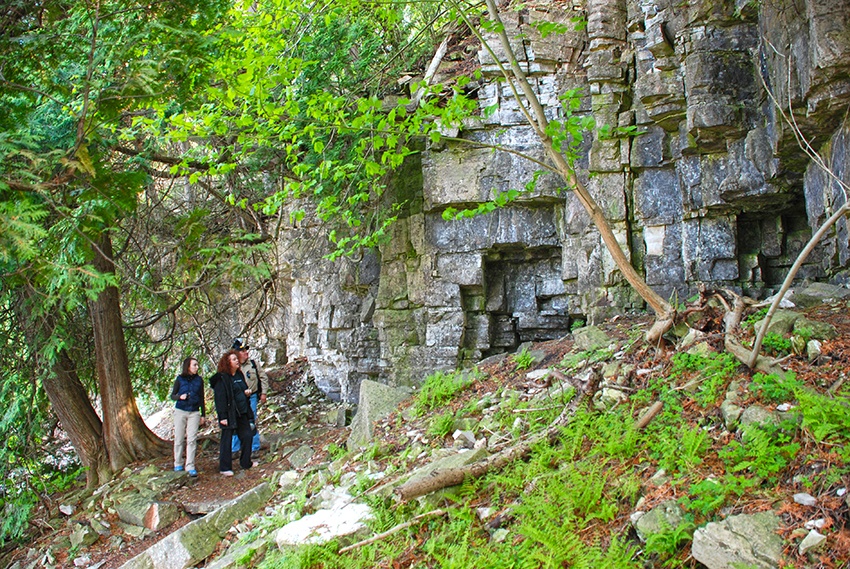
[230,338,269,454]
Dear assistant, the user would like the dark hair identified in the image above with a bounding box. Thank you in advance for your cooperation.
[181,357,197,376]
[217,350,239,374]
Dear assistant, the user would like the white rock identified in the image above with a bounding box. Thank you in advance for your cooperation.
[275,503,373,546]
[793,493,817,507]
[59,504,75,516]
[804,518,826,530]
[476,507,494,521]
[837,487,847,497]
[798,529,827,555]
[765,290,795,308]
[278,470,300,491]
[776,403,794,412]
[526,369,549,380]
[452,430,476,447]
[73,556,91,567]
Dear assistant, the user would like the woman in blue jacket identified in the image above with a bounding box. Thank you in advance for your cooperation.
[170,357,206,477]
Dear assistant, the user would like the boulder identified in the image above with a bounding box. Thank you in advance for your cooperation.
[118,483,273,569]
[793,317,837,340]
[593,388,629,409]
[115,494,179,531]
[277,470,300,493]
[754,310,800,336]
[571,326,612,352]
[144,501,180,531]
[739,405,781,439]
[692,511,783,569]
[807,339,823,361]
[720,400,744,430]
[347,380,411,450]
[790,283,850,307]
[793,493,817,507]
[69,523,100,548]
[798,529,826,555]
[286,445,315,470]
[114,493,153,528]
[275,502,373,547]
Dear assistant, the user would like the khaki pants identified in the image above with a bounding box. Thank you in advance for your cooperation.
[174,409,201,470]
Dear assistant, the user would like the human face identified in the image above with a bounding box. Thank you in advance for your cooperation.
[228,353,240,373]
[237,349,249,364]
[188,359,199,374]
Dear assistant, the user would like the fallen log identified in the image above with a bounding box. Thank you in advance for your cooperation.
[635,401,663,430]
[395,367,600,502]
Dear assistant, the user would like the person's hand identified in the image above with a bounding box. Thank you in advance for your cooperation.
[259,394,267,404]
[199,417,206,426]
[244,389,252,396]
[179,393,188,400]
[220,419,228,427]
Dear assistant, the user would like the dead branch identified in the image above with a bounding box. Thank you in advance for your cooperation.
[635,401,663,430]
[406,36,449,112]
[395,367,601,502]
[338,509,447,554]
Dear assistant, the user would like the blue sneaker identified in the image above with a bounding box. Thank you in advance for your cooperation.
[188,469,198,477]
[174,466,184,472]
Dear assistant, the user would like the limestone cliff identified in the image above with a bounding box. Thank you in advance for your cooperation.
[265,0,850,401]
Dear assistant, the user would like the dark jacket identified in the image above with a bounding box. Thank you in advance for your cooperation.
[209,370,252,428]
[170,373,206,415]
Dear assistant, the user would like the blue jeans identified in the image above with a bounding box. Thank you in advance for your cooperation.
[232,392,260,452]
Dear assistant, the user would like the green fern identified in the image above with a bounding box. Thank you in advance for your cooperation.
[644,518,695,560]
[512,347,535,370]
[427,409,456,438]
[415,369,477,414]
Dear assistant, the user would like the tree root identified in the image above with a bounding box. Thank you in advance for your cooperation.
[645,315,675,346]
[682,286,786,377]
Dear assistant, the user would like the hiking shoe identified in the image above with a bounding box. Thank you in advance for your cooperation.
[220,470,234,477]
[188,469,198,477]
[174,466,184,472]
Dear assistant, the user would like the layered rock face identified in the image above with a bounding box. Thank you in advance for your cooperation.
[273,0,850,400]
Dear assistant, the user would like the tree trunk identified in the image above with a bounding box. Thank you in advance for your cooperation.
[16,285,114,487]
[42,350,113,487]
[89,231,169,471]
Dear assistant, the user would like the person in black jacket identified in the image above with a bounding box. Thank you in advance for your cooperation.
[170,357,206,477]
[209,350,257,476]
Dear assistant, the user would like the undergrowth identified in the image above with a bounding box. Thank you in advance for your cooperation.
[415,369,479,415]
[252,347,850,569]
